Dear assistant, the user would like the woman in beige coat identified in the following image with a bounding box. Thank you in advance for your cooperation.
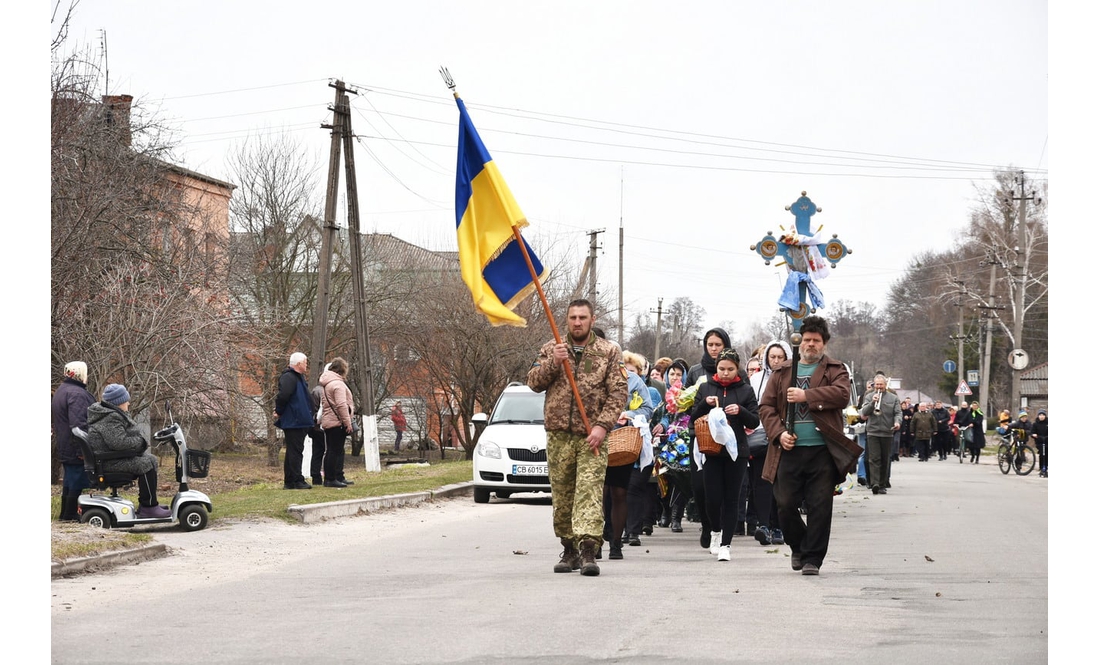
[318,357,355,487]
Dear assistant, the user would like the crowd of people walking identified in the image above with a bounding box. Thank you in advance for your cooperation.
[522,300,1048,578]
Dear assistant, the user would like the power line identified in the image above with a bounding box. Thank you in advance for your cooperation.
[347,80,1048,176]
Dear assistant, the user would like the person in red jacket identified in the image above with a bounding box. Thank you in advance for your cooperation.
[390,401,408,451]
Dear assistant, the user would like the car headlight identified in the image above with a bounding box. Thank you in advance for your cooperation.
[477,441,501,459]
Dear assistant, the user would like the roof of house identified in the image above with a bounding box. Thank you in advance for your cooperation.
[1020,361,1048,397]
[362,233,458,271]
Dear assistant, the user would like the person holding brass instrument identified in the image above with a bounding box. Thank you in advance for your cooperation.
[860,373,902,494]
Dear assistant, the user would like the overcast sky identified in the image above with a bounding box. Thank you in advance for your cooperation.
[51,0,1051,345]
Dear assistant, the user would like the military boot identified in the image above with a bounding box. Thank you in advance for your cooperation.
[554,538,581,573]
[579,538,601,577]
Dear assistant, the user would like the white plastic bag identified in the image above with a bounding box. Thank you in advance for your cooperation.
[633,415,654,468]
[708,407,735,444]
[707,406,739,461]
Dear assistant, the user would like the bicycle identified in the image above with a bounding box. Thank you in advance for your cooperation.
[997,428,1036,476]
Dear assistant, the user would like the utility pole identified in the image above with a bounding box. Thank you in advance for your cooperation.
[585,229,603,303]
[339,88,375,428]
[617,171,624,347]
[976,250,1007,417]
[949,280,967,408]
[1008,171,1037,411]
[308,81,346,385]
[650,298,663,362]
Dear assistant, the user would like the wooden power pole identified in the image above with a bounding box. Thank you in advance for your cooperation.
[338,91,376,426]
[308,81,346,385]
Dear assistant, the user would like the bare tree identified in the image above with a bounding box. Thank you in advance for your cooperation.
[225,135,326,465]
[52,3,235,468]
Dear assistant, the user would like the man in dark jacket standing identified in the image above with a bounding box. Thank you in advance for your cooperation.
[759,316,862,576]
[51,361,96,521]
[274,352,314,490]
[931,401,951,461]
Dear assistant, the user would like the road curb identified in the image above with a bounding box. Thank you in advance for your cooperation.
[52,482,475,576]
[287,481,474,523]
[51,543,168,578]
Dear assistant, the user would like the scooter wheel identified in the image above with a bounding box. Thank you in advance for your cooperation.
[80,507,112,529]
[178,504,209,532]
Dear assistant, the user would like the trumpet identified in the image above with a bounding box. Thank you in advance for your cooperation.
[872,390,883,415]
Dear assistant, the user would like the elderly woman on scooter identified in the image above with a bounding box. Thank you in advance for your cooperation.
[86,383,171,518]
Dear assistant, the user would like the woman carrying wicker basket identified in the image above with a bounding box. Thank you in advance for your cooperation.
[601,350,654,561]
[689,349,759,562]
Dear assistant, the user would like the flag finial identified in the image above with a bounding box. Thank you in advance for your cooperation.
[439,66,458,98]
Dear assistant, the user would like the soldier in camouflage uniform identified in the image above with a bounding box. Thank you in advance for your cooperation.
[528,299,628,576]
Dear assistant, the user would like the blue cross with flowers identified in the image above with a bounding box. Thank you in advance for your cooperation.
[750,192,852,331]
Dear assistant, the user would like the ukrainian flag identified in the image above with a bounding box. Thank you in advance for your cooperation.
[454,97,548,326]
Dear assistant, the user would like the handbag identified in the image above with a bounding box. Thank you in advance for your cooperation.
[963,427,974,444]
[607,426,643,467]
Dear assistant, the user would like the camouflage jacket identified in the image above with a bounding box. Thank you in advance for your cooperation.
[527,334,629,437]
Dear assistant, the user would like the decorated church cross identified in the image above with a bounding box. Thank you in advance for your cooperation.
[749,192,852,331]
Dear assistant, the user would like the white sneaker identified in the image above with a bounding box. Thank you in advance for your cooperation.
[717,545,731,561]
[709,532,722,556]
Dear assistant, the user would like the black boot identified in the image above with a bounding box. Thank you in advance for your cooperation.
[59,492,80,522]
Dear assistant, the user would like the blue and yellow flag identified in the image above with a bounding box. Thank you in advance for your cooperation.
[454,97,548,326]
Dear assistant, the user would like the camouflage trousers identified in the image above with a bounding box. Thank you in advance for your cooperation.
[546,430,608,546]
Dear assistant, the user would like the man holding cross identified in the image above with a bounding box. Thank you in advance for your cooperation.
[759,316,862,576]
[527,299,628,577]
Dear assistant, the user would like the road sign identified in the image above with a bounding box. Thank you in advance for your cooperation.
[967,370,979,386]
[1008,349,1029,371]
[943,360,957,373]
[954,381,973,396]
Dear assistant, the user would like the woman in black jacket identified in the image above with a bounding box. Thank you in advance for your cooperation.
[689,349,760,561]
[1031,410,1048,477]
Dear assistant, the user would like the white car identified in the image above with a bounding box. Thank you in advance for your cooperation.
[472,383,549,503]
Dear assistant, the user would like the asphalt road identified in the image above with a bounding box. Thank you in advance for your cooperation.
[51,456,1048,664]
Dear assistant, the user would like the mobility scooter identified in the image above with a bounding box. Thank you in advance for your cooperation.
[73,400,213,531]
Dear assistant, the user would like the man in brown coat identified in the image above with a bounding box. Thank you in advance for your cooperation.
[759,316,861,576]
[527,299,628,577]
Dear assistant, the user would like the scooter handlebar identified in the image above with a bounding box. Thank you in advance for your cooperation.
[153,424,179,440]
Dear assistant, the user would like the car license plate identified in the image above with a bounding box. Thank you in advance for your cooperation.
[512,464,547,476]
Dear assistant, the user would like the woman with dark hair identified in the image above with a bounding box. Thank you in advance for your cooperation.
[689,349,759,561]
[319,357,355,488]
[685,327,733,546]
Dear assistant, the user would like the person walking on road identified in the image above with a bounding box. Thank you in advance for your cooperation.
[1031,409,1048,477]
[967,405,986,464]
[759,316,862,576]
[931,401,951,461]
[689,348,759,562]
[859,373,901,495]
[275,352,313,490]
[528,299,628,577]
[911,403,936,462]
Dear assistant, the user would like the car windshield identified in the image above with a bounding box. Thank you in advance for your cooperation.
[489,392,545,424]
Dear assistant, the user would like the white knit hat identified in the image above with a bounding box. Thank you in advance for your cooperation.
[64,361,88,384]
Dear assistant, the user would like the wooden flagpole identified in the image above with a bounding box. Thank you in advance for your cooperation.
[440,67,595,450]
[510,225,594,441]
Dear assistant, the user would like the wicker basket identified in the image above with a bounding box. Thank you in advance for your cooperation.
[694,417,724,455]
[607,426,643,467]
